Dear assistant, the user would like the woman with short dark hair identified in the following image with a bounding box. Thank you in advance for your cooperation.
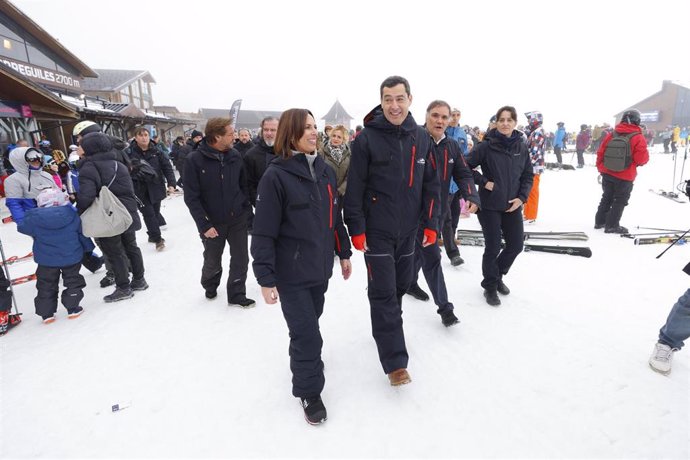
[250,108,352,425]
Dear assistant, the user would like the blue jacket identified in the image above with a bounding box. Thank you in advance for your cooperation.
[445,125,468,154]
[467,129,534,212]
[18,205,94,267]
[184,140,250,234]
[251,153,351,289]
[553,126,566,148]
[344,106,441,239]
[430,135,480,221]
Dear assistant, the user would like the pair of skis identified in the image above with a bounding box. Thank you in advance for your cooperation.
[1,252,33,266]
[649,189,686,203]
[455,230,592,258]
[10,273,37,286]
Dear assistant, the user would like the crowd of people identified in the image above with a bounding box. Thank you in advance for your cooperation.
[1,75,689,426]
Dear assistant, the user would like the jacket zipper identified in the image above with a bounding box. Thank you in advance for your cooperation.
[408,145,416,187]
[443,148,448,181]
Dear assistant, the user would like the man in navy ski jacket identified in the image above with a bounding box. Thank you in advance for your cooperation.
[344,76,440,386]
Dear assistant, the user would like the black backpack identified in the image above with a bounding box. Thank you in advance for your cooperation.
[603,132,639,172]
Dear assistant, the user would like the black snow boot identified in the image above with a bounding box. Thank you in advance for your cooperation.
[406,283,430,301]
[300,396,327,425]
[484,289,501,306]
[104,287,134,303]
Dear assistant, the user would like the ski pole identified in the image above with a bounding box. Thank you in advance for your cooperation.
[636,226,684,232]
[656,226,690,259]
[0,237,21,315]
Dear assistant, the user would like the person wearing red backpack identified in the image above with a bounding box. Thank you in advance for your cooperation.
[594,109,649,234]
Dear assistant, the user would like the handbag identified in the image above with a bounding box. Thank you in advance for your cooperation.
[80,161,133,238]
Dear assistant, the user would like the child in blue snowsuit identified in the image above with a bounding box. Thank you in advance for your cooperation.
[17,189,94,323]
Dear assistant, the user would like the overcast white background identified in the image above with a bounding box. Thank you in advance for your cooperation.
[11,0,690,129]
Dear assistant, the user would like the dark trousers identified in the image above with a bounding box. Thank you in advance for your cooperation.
[441,194,461,259]
[663,138,671,153]
[34,263,85,318]
[412,225,453,314]
[364,231,416,373]
[554,146,563,164]
[576,149,585,167]
[0,269,12,312]
[138,195,163,242]
[477,208,524,290]
[594,174,634,229]
[200,215,249,302]
[279,282,327,398]
[98,229,145,289]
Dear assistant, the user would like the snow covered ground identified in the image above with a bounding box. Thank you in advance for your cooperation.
[1,145,689,458]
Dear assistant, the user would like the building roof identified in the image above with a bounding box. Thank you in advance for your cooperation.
[81,69,156,92]
[322,100,353,122]
[199,108,282,128]
[614,80,690,118]
[0,1,97,78]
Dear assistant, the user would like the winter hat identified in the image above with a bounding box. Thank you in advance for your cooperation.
[80,132,112,155]
[190,130,203,139]
[39,140,51,146]
[36,188,68,208]
[68,153,80,164]
[68,144,78,151]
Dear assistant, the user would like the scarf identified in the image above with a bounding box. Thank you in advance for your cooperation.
[328,143,345,164]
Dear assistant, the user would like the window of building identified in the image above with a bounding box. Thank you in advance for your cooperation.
[120,90,130,103]
[26,44,56,70]
[0,36,27,61]
[0,20,23,42]
[130,82,140,99]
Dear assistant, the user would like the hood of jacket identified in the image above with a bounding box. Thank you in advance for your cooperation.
[614,123,643,135]
[28,205,77,231]
[270,153,324,182]
[363,105,418,135]
[8,147,42,174]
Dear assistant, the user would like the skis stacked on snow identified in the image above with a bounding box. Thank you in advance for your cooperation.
[455,235,592,258]
[10,273,37,286]
[634,235,690,246]
[456,229,589,241]
[1,252,33,266]
[649,189,686,203]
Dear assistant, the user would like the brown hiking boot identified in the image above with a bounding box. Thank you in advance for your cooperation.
[388,368,411,386]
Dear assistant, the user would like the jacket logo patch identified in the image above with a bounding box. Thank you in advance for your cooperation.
[448,159,454,164]
[256,194,260,202]
[416,158,426,165]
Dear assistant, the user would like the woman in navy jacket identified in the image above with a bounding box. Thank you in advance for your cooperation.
[250,109,352,426]
[467,106,533,307]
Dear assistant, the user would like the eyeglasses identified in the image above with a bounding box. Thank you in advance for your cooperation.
[25,154,42,163]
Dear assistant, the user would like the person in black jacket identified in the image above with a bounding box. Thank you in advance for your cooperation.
[233,128,254,157]
[407,100,480,326]
[77,132,146,303]
[243,117,279,206]
[183,118,254,307]
[175,130,203,188]
[251,108,352,426]
[466,106,533,306]
[125,127,177,251]
[344,76,441,387]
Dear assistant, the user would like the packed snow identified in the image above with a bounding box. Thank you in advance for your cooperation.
[1,145,689,458]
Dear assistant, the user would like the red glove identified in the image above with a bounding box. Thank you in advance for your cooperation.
[423,228,437,246]
[352,234,366,251]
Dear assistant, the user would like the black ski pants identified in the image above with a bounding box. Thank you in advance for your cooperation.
[138,195,163,243]
[200,215,249,303]
[477,208,524,291]
[554,146,563,164]
[441,193,461,260]
[576,149,585,167]
[364,231,415,374]
[594,174,633,230]
[412,225,454,315]
[34,263,85,318]
[279,282,327,398]
[98,229,145,289]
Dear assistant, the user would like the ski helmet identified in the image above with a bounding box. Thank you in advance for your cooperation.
[72,120,100,137]
[621,109,641,126]
[525,111,543,128]
[580,124,588,130]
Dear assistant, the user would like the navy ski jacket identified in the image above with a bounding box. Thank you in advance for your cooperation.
[251,153,351,289]
[344,106,441,239]
[466,129,533,212]
[184,141,250,235]
[429,134,480,218]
